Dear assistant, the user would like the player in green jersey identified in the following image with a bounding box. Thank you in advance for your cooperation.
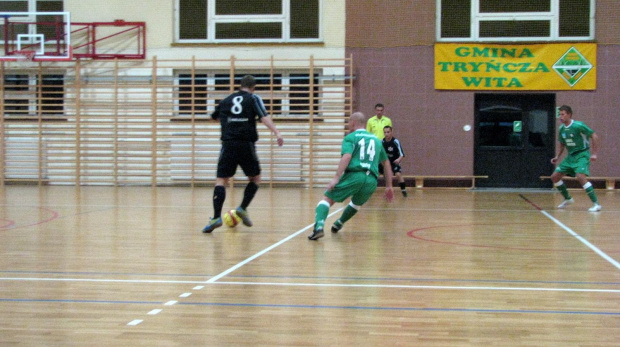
[550,105,601,212]
[309,112,394,240]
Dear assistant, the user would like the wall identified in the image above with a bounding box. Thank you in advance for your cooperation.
[66,0,346,61]
[346,0,620,177]
[66,0,171,48]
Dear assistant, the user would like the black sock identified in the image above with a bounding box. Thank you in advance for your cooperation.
[241,182,259,210]
[399,182,406,190]
[213,185,226,218]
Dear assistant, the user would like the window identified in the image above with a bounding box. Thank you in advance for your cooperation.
[177,0,320,43]
[0,0,63,12]
[438,0,593,42]
[175,72,319,117]
[178,74,208,116]
[478,105,523,147]
[288,73,319,115]
[3,73,65,117]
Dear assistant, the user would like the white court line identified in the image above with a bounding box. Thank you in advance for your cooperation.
[0,276,617,293]
[541,210,620,270]
[0,278,205,284]
[205,208,344,284]
[214,281,620,293]
[124,208,344,327]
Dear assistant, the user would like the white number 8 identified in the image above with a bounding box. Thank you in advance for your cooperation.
[232,96,243,114]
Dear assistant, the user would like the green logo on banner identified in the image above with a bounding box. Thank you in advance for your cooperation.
[553,47,592,87]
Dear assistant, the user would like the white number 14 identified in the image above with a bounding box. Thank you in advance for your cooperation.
[358,138,375,162]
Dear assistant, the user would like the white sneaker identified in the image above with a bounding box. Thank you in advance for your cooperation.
[588,203,601,212]
[557,198,574,209]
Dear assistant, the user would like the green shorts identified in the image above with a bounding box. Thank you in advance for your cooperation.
[555,150,591,177]
[325,171,378,206]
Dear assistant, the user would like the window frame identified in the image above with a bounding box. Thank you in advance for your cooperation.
[175,0,322,43]
[436,0,595,42]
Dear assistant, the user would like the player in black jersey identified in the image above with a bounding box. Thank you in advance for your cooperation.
[202,75,284,233]
[380,126,408,197]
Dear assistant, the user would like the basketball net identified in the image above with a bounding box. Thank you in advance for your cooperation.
[12,50,37,67]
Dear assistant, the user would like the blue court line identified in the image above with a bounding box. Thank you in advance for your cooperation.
[3,297,616,316]
[0,298,160,305]
[179,301,620,316]
[1,270,619,285]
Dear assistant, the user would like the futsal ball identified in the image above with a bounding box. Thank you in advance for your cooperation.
[223,210,241,227]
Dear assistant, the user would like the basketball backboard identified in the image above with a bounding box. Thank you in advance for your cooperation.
[0,11,72,61]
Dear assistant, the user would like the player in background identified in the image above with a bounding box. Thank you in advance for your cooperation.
[202,75,284,233]
[550,105,601,212]
[366,103,392,140]
[309,112,394,241]
[381,126,408,197]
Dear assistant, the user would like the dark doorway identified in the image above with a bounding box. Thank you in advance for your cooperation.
[474,94,555,188]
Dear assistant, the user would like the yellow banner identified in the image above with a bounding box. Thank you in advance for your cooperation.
[435,43,596,90]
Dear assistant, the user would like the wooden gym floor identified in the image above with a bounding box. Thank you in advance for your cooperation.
[0,185,618,346]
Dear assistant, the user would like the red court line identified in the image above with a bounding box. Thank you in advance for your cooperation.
[0,207,59,230]
[518,194,543,210]
[407,222,596,253]
[0,219,15,229]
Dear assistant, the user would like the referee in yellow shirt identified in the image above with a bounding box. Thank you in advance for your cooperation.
[366,103,393,140]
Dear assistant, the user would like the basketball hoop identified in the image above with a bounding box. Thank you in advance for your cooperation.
[12,50,37,66]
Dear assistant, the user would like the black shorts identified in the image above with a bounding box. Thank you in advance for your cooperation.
[217,141,261,178]
[379,163,402,175]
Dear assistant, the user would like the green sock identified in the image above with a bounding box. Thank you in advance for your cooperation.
[584,183,598,203]
[314,201,330,230]
[555,181,572,200]
[338,204,359,224]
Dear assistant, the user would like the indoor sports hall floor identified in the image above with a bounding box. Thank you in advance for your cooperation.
[0,185,618,346]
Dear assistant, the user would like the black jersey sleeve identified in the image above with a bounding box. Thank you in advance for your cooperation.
[251,94,269,119]
[211,104,221,120]
[394,138,405,157]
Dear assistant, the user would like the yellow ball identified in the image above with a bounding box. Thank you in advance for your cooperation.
[223,210,241,227]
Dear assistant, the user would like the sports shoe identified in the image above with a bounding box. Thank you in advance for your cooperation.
[235,207,253,227]
[331,220,343,233]
[588,203,602,212]
[402,190,408,197]
[308,227,324,240]
[202,217,222,233]
[557,198,574,209]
